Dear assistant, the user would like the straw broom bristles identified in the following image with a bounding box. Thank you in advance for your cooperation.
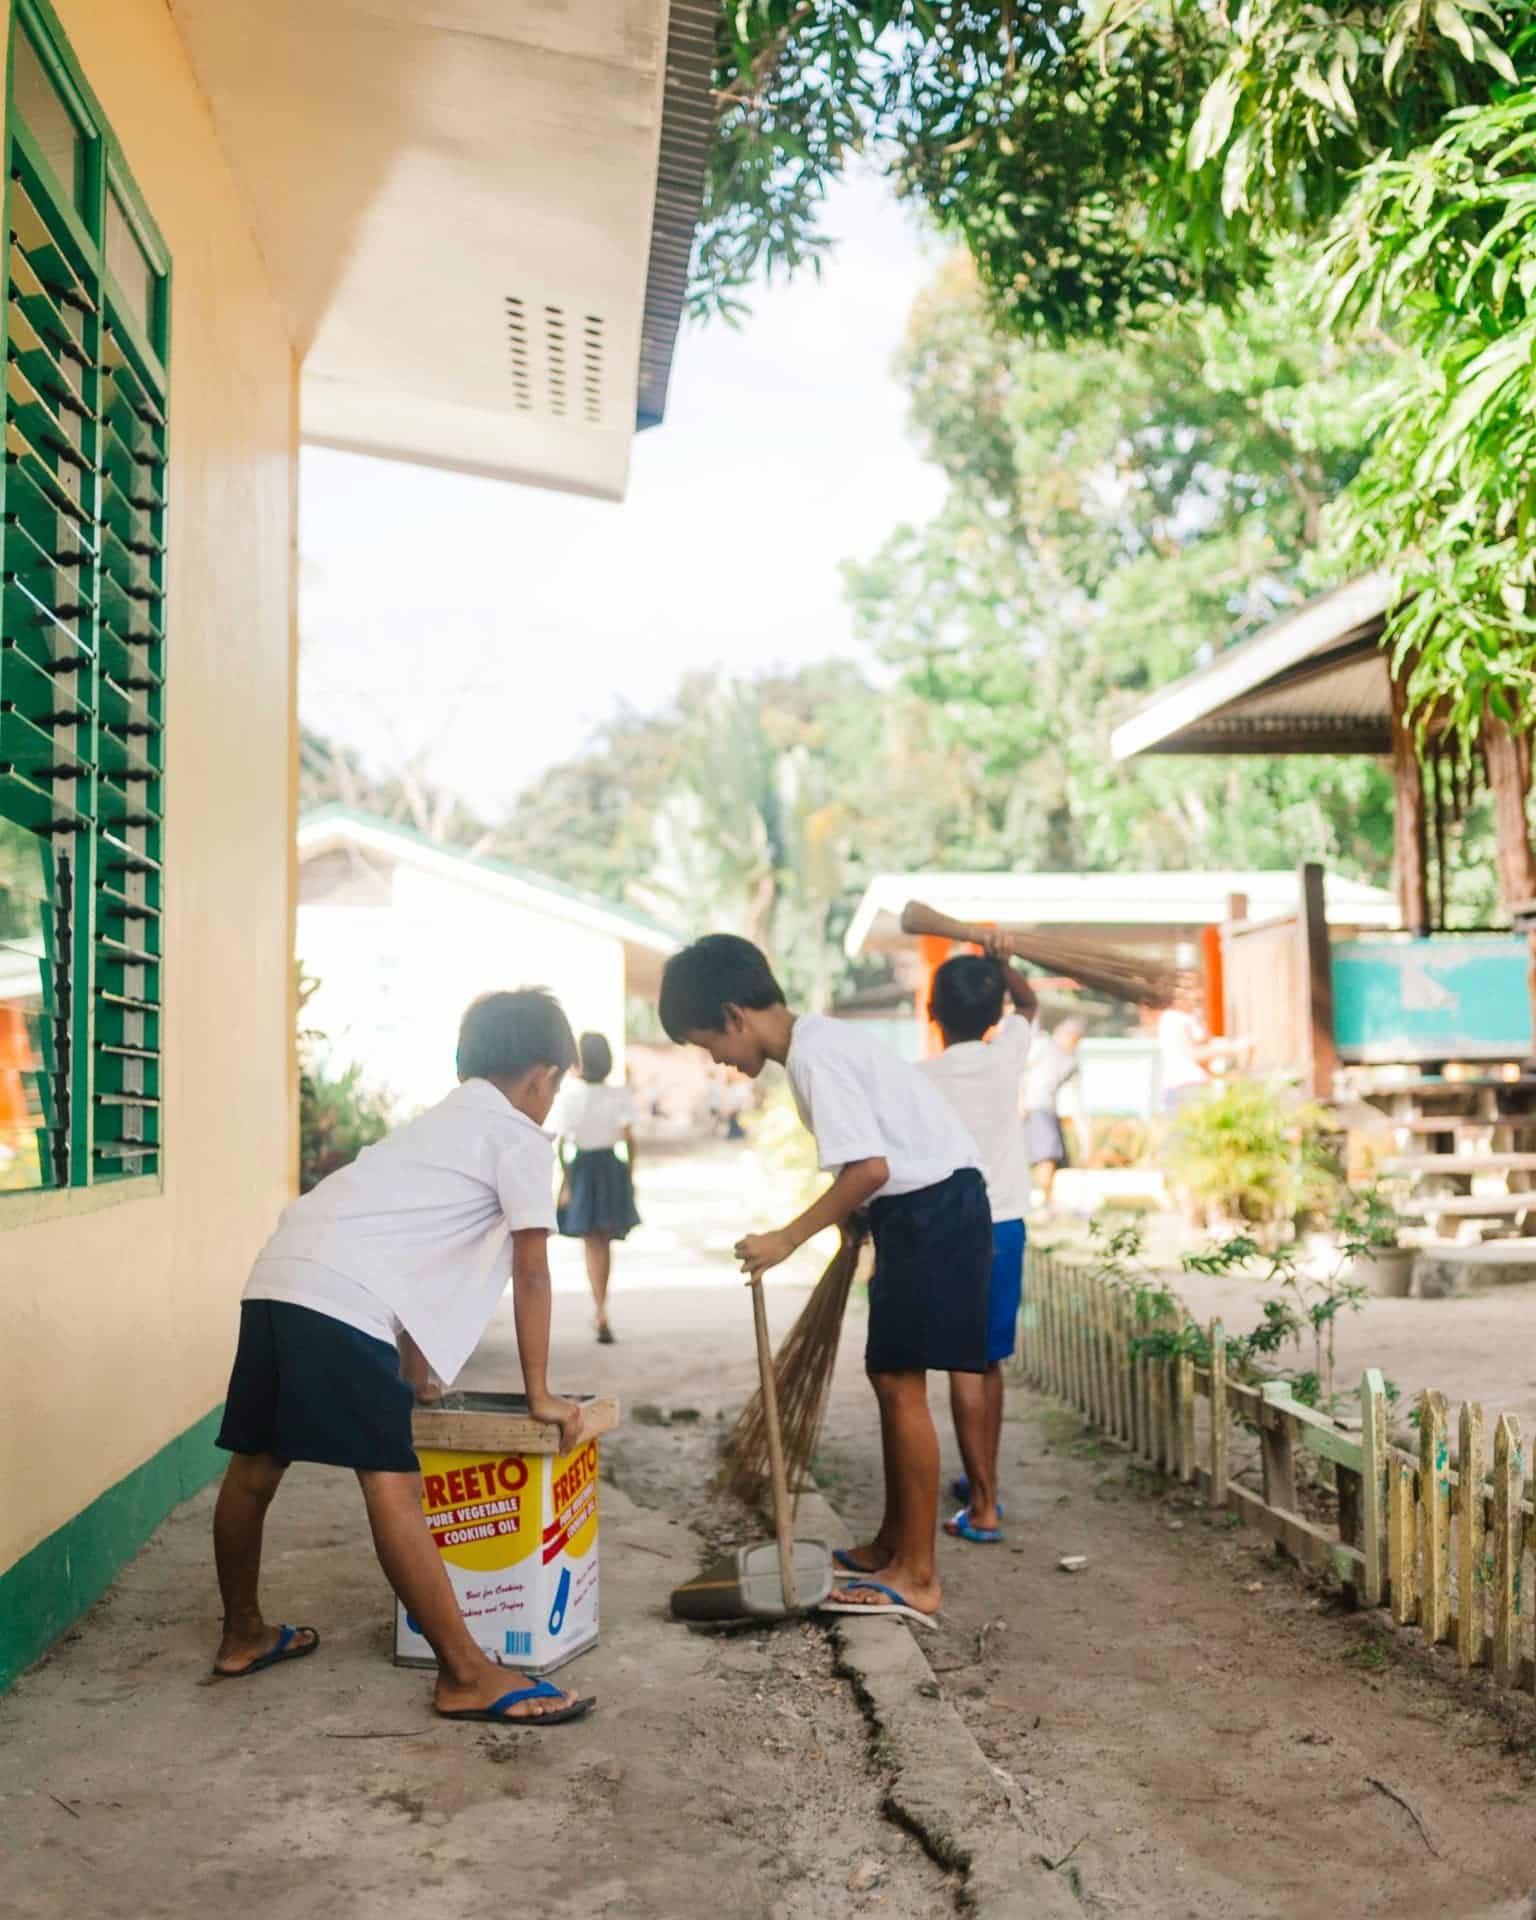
[720,1226,869,1505]
[899,899,1180,1007]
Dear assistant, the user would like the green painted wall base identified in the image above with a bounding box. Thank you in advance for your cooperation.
[0,1404,224,1694]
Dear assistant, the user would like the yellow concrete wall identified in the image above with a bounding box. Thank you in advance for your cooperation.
[0,0,298,1571]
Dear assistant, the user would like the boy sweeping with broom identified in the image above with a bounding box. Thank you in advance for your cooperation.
[660,935,990,1627]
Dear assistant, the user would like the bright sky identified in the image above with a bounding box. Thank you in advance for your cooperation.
[299,171,947,816]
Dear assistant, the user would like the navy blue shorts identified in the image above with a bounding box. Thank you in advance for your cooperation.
[987,1217,1026,1364]
[865,1167,991,1376]
[216,1299,418,1473]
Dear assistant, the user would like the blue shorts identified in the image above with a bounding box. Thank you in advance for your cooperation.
[216,1299,419,1473]
[987,1218,1026,1364]
[865,1168,991,1376]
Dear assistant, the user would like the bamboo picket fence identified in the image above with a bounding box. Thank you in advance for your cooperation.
[1022,1247,1536,1692]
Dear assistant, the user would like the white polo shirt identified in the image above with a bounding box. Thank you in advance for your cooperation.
[549,1079,636,1152]
[244,1078,558,1384]
[917,1015,1033,1223]
[785,1014,979,1201]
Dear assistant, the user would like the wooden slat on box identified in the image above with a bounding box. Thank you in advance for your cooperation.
[411,1391,620,1456]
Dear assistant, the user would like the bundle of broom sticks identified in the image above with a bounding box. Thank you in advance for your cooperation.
[901,898,1180,1009]
[719,1225,870,1506]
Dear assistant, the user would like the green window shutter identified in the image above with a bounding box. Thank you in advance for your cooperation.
[91,323,163,1180]
[0,2,167,1198]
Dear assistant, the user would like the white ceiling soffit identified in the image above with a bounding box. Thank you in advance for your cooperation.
[168,1,712,499]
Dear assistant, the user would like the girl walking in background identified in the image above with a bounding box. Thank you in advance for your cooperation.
[553,1032,640,1345]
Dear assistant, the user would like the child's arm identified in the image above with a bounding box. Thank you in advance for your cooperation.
[510,1227,583,1453]
[734,1156,888,1281]
[985,932,1039,1022]
[397,1330,444,1404]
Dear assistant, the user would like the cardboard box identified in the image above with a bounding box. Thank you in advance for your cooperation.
[393,1393,617,1676]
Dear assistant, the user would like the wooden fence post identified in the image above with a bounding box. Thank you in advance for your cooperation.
[1492,1413,1523,1689]
[1177,1353,1197,1484]
[1420,1390,1452,1646]
[1209,1321,1229,1508]
[1091,1274,1109,1429]
[1045,1261,1060,1396]
[1261,1382,1298,1517]
[1458,1401,1486,1670]
[1389,1457,1419,1626]
[1360,1369,1387,1608]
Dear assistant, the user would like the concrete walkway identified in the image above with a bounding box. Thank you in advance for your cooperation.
[0,1145,980,1920]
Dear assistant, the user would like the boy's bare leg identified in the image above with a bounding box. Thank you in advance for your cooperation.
[947,1366,1002,1531]
[840,1375,902,1573]
[583,1234,612,1334]
[984,1362,1005,1499]
[837,1371,941,1615]
[213,1452,317,1671]
[357,1469,579,1720]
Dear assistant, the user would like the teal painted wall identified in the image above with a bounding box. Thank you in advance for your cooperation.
[1333,935,1532,1063]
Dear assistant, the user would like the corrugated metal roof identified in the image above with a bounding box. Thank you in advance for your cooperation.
[636,1,716,430]
[1109,573,1396,760]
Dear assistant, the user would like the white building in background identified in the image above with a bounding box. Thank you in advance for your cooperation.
[297,809,679,1116]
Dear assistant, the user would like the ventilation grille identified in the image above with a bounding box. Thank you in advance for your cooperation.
[505,297,604,425]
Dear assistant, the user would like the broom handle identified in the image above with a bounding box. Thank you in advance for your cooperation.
[750,1275,799,1611]
[901,898,1030,954]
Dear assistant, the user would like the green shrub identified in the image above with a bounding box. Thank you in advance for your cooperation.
[1165,1076,1340,1233]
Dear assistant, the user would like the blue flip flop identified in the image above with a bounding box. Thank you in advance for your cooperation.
[944,1506,1004,1545]
[212,1623,319,1679]
[950,1477,1005,1518]
[833,1547,888,1575]
[818,1581,939,1630]
[438,1679,596,1727]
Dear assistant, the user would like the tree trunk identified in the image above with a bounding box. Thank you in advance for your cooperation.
[1388,667,1430,935]
[1481,717,1536,918]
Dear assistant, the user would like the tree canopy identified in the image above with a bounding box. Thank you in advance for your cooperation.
[696,2,1536,752]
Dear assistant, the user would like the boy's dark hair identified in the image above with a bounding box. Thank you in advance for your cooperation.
[929,954,1006,1044]
[457,989,577,1082]
[659,934,786,1042]
[578,1030,613,1083]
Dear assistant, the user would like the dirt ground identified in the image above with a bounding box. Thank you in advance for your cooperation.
[8,1142,1536,1915]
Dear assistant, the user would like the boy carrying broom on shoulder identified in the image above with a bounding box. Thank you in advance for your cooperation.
[919,938,1037,1544]
[659,935,990,1628]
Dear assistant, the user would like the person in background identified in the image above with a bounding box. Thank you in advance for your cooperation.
[1156,976,1249,1113]
[1024,1018,1083,1212]
[919,940,1038,1545]
[553,1031,640,1345]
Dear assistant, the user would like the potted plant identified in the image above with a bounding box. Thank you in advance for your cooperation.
[1336,1181,1414,1297]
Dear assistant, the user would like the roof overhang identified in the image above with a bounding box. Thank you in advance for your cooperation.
[296,813,680,973]
[844,869,1401,959]
[167,0,715,499]
[1109,573,1397,761]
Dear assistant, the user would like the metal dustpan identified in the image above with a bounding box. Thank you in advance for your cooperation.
[670,1538,834,1622]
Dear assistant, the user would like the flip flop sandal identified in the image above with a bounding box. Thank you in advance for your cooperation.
[596,1326,616,1346]
[818,1581,939,1630]
[944,1506,1004,1545]
[438,1679,596,1727]
[211,1624,320,1679]
[833,1547,889,1575]
[950,1477,1005,1517]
